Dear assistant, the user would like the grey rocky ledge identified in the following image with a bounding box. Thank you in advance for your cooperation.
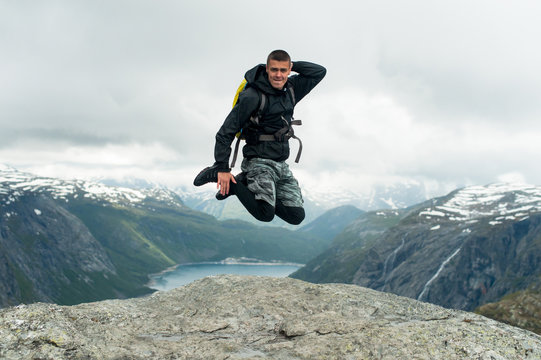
[1,274,540,359]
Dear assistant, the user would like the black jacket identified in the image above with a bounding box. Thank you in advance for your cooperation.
[213,61,326,171]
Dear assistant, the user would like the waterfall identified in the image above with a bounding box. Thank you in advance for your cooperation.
[381,235,406,291]
[417,247,462,301]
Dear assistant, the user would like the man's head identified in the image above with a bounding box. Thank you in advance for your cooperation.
[266,49,292,90]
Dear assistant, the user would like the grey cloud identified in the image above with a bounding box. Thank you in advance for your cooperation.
[1,128,119,148]
[2,0,541,189]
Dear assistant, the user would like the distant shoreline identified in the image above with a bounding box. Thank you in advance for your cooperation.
[195,257,304,267]
[158,257,304,269]
[146,258,304,289]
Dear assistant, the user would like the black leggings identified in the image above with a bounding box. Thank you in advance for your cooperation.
[232,181,305,225]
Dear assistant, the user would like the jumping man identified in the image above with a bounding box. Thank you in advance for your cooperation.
[194,50,326,225]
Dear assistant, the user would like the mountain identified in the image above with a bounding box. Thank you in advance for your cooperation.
[2,275,540,360]
[177,179,437,227]
[292,208,407,284]
[291,183,541,315]
[299,204,364,240]
[0,165,329,307]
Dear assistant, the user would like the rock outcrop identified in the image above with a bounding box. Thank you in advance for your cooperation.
[1,275,540,359]
[477,282,541,335]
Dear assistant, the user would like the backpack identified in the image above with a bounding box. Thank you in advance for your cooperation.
[229,79,302,168]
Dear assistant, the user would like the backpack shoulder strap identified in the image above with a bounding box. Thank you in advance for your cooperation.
[252,92,266,125]
[242,86,266,125]
[287,83,296,105]
[230,87,266,168]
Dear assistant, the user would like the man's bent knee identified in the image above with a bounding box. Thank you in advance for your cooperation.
[276,205,304,225]
[286,207,305,225]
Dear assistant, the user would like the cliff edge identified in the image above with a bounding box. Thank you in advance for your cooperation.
[1,275,540,359]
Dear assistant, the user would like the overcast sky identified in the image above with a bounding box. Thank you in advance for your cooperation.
[1,0,540,198]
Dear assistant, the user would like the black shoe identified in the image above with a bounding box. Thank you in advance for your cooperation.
[193,165,220,186]
[216,172,246,200]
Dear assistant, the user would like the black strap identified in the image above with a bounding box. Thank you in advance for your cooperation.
[291,135,303,163]
[287,84,296,105]
[230,126,302,167]
[230,136,242,168]
[250,92,266,125]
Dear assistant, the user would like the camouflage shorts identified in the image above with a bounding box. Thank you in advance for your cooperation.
[241,158,304,208]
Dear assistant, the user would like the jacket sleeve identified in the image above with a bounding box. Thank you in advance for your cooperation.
[289,61,326,103]
[213,88,260,171]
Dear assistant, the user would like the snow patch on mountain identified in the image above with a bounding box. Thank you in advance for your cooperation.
[419,183,541,224]
[0,165,183,209]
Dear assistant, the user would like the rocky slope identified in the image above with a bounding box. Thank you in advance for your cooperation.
[477,282,541,335]
[0,165,328,307]
[292,183,541,314]
[1,275,540,360]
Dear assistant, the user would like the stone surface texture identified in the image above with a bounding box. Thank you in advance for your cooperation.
[1,275,541,359]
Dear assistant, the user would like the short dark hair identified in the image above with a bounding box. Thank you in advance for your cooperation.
[267,49,291,65]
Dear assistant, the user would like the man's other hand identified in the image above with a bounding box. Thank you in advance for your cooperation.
[217,172,237,195]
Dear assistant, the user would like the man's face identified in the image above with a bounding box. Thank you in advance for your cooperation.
[266,59,292,90]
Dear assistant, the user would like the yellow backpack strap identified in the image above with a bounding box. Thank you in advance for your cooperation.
[230,79,247,168]
[232,79,247,108]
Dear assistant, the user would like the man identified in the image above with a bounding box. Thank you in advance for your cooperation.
[194,50,326,225]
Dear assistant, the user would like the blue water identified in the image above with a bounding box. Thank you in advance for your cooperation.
[148,262,302,291]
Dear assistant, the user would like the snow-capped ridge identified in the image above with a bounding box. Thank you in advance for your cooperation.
[0,165,183,208]
[419,183,541,224]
